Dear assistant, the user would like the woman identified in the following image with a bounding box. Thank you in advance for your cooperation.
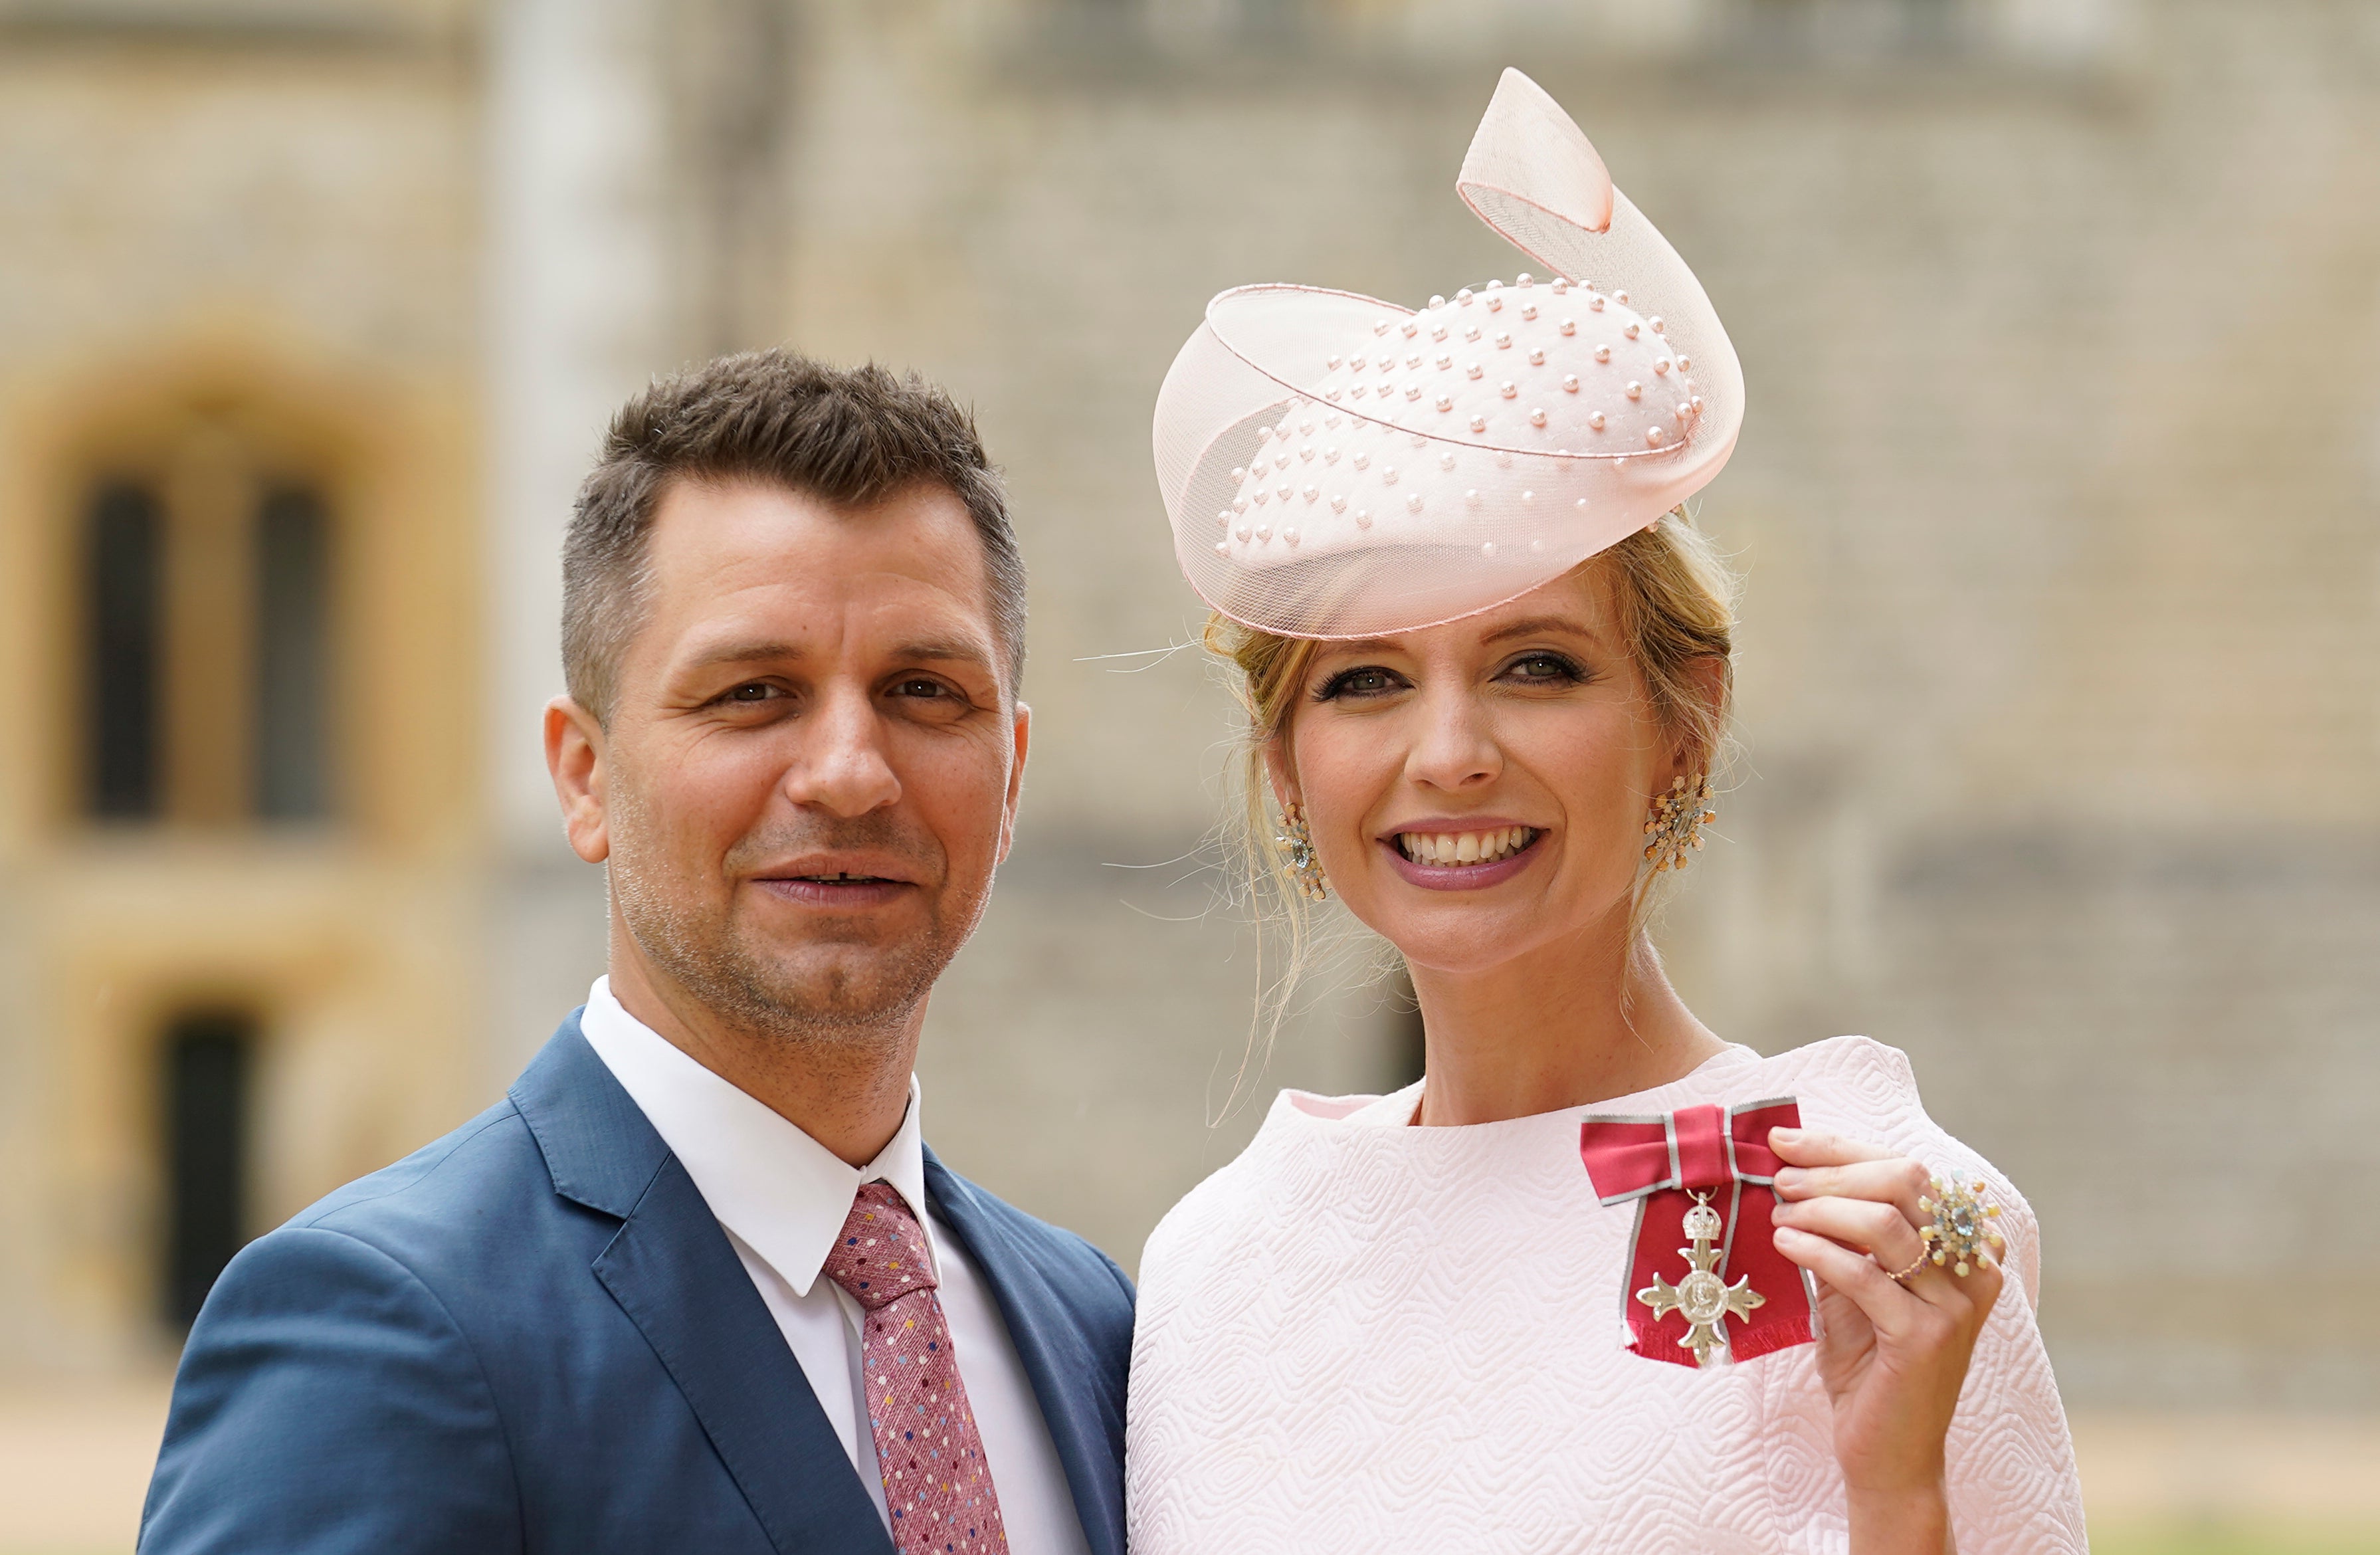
[1126,72,2086,1554]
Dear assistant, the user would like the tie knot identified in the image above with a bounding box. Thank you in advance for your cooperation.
[821,1182,938,1310]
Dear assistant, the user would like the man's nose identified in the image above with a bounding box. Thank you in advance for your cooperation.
[783,683,902,817]
[1403,684,1502,792]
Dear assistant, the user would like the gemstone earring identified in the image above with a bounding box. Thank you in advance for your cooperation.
[1642,775,1716,874]
[1276,801,1329,902]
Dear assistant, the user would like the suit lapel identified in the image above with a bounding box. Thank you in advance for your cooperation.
[513,1019,893,1555]
[926,1151,1127,1555]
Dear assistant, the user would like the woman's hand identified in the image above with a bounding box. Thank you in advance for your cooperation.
[1768,1126,2003,1555]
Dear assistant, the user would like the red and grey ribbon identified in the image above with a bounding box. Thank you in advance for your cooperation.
[1577,1098,1817,1367]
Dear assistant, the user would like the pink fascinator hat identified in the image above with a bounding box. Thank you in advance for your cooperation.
[1152,68,1744,639]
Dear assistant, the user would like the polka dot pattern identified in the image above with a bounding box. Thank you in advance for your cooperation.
[822,1183,1009,1555]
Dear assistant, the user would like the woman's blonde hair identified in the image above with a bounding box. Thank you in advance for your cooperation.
[1206,506,1741,1045]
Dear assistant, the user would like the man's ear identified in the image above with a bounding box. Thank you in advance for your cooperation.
[995,700,1031,867]
[545,696,611,863]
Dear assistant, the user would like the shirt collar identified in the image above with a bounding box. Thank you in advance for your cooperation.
[578,976,935,1298]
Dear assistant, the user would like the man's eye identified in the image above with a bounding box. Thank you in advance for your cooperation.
[895,678,947,699]
[725,682,775,702]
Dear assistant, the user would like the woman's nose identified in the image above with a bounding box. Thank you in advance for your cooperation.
[1402,686,1502,791]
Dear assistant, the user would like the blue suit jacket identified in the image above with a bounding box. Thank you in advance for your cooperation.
[140,1015,1135,1554]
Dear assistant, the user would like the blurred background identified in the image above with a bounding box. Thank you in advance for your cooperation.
[1,0,2375,1549]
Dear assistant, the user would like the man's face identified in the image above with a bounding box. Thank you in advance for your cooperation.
[557,478,1027,1040]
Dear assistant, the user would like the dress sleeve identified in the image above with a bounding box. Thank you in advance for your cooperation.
[140,1225,523,1554]
[1941,1174,2090,1555]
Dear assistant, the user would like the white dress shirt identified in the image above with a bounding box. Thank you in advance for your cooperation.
[579,978,1091,1554]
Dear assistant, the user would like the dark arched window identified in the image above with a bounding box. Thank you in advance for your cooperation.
[253,487,332,819]
[78,470,335,824]
[82,483,166,819]
[161,1009,254,1328]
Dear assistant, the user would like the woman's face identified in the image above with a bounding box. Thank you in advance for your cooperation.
[1274,567,1686,978]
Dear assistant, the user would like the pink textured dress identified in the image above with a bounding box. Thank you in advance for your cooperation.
[1126,1038,2087,1554]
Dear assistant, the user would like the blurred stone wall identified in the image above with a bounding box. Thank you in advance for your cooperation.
[743,0,2380,1409]
[0,0,2371,1411]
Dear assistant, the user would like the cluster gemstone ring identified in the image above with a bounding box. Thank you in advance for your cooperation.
[1917,1175,2005,1277]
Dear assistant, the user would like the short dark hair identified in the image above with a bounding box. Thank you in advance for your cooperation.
[562,350,1027,723]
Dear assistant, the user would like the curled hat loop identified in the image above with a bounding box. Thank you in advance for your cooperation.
[1151,68,1745,641]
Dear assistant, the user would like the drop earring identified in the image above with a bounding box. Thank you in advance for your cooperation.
[1276,801,1330,902]
[1642,775,1716,874]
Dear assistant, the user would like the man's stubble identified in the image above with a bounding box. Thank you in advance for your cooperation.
[605,767,983,1057]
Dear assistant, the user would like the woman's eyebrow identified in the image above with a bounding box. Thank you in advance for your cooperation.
[1478,615,1595,647]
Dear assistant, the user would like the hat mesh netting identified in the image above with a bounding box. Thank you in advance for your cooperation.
[1152,68,1744,640]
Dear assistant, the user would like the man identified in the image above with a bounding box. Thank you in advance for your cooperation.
[141,352,1132,1554]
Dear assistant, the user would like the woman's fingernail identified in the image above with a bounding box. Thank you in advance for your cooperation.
[1774,1166,1805,1189]
[1771,1126,1802,1143]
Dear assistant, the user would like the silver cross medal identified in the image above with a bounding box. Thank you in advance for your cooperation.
[1636,1191,1765,1367]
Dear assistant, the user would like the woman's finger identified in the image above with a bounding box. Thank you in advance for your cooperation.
[1768,1126,1897,1169]
[1771,1224,1935,1337]
[1771,1193,1930,1272]
[1773,1196,2005,1319]
[1772,1156,1934,1219]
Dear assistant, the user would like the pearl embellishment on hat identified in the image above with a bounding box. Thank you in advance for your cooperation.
[1562,374,1579,392]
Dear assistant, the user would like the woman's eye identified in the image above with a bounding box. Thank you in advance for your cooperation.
[1505,653,1581,682]
[1317,666,1403,700]
[724,682,776,703]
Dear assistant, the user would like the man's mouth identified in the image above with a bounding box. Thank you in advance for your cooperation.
[751,863,917,908]
[1393,826,1539,867]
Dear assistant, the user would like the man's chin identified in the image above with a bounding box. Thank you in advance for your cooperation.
[722,942,943,1029]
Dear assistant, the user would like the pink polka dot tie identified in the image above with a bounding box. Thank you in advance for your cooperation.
[821,1182,1009,1555]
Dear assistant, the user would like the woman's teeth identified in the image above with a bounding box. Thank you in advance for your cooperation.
[1396,827,1536,866]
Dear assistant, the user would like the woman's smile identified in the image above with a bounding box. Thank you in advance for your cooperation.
[1381,821,1546,890]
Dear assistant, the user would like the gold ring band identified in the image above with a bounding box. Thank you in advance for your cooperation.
[1886,1253,1929,1287]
